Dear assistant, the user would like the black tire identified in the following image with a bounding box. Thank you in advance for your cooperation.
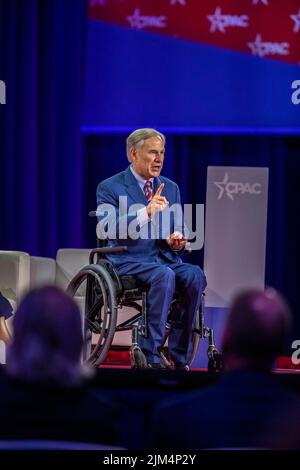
[189,307,201,366]
[67,264,118,367]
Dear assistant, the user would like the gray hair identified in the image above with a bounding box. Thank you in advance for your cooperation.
[126,128,166,162]
[6,286,90,387]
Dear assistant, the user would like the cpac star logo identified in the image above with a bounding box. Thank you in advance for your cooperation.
[207,7,248,34]
[247,34,289,57]
[127,8,167,30]
[214,173,262,201]
[252,0,269,5]
[290,9,300,33]
[170,0,186,5]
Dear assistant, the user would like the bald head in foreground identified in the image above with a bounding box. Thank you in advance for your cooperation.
[150,288,300,450]
[222,288,291,372]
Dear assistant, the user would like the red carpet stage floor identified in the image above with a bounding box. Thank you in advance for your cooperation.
[100,348,300,372]
[92,349,300,395]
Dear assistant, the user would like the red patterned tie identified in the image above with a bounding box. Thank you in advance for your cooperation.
[144,180,153,202]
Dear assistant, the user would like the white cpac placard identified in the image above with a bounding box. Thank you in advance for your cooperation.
[204,166,269,307]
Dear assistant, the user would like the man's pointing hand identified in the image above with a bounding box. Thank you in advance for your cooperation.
[146,183,169,217]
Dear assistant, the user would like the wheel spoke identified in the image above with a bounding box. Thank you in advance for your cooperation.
[67,264,118,367]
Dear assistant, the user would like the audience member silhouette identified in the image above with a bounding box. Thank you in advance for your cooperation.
[149,288,300,449]
[0,286,125,446]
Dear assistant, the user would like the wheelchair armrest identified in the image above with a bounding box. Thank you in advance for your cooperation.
[89,246,127,264]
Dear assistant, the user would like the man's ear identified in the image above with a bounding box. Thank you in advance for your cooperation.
[130,147,137,162]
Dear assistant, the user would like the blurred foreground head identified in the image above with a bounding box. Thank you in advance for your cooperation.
[222,288,291,372]
[6,286,86,387]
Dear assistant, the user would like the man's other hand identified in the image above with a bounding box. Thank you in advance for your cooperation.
[166,231,187,251]
[146,183,169,217]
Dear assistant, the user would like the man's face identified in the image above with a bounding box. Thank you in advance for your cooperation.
[130,136,165,179]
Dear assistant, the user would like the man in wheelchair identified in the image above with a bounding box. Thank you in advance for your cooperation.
[95,128,207,370]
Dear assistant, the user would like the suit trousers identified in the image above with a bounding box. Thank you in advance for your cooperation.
[117,258,206,364]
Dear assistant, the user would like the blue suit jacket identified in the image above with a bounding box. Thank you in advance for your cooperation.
[96,166,185,265]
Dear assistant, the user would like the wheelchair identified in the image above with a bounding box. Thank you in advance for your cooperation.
[67,230,221,372]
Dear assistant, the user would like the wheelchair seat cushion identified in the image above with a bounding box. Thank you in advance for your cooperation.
[119,275,148,291]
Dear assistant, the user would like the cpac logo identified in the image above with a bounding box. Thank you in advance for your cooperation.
[214,173,262,201]
[248,34,289,57]
[127,8,167,30]
[0,80,6,104]
[291,80,300,105]
[207,7,248,33]
[290,8,300,33]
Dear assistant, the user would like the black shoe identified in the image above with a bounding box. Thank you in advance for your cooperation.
[174,362,190,371]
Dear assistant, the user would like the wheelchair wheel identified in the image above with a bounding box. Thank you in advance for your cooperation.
[67,264,118,367]
[159,296,202,369]
[189,308,201,366]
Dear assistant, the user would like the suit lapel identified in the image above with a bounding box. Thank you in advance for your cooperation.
[123,167,166,204]
[124,166,147,205]
[153,176,163,194]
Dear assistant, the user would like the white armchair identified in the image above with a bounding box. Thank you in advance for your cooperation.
[0,248,132,364]
[0,251,30,311]
[55,249,91,329]
[30,256,56,288]
[0,251,30,363]
[0,248,91,310]
[30,250,91,332]
[0,249,88,364]
[55,249,91,290]
[54,249,133,348]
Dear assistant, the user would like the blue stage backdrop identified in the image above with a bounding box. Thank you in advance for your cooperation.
[83,133,300,340]
[0,0,87,255]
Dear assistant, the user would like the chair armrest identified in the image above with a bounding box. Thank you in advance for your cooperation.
[0,251,30,305]
[56,249,91,290]
[30,256,56,288]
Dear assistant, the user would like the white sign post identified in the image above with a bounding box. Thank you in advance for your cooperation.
[193,166,269,368]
